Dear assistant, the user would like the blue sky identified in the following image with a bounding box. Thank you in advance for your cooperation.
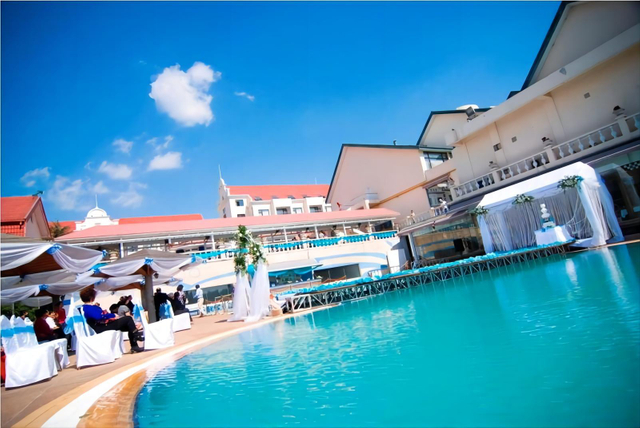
[1,1,559,222]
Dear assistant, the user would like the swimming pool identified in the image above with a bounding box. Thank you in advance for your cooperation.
[135,244,640,427]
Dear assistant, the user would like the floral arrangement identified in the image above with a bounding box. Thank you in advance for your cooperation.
[233,225,267,273]
[469,206,489,216]
[557,175,584,191]
[233,225,252,274]
[512,194,535,205]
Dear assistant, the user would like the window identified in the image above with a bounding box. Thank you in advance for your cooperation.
[293,208,303,214]
[493,143,502,152]
[276,208,289,215]
[237,214,245,217]
[254,196,262,201]
[235,200,244,207]
[423,152,449,170]
[288,195,295,199]
[258,209,269,216]
[310,206,322,213]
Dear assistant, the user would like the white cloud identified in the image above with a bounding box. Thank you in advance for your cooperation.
[84,162,93,171]
[234,91,255,102]
[92,181,109,194]
[98,161,133,180]
[111,182,146,208]
[149,62,221,126]
[146,135,173,152]
[113,138,133,154]
[148,152,183,171]
[20,167,50,187]
[47,176,91,211]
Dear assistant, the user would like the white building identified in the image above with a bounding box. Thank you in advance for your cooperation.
[218,177,332,218]
[328,1,640,263]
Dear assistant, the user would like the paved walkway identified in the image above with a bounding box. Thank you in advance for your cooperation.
[1,313,259,427]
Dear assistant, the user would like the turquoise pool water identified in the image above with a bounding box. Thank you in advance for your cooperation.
[135,244,640,427]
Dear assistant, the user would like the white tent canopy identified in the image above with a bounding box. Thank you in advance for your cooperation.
[0,241,105,274]
[477,162,623,252]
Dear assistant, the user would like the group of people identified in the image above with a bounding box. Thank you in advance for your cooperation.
[153,284,195,321]
[34,302,67,343]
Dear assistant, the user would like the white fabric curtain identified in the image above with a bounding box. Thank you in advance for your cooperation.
[228,273,251,322]
[245,262,271,323]
[1,286,40,304]
[1,243,52,271]
[97,257,192,277]
[477,163,622,252]
[478,216,494,254]
[50,245,105,273]
[0,242,104,273]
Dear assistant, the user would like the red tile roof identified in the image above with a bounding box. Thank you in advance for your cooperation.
[1,223,26,237]
[227,184,329,200]
[119,214,203,224]
[1,196,39,222]
[56,208,399,242]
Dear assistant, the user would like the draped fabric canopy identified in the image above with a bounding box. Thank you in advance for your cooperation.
[477,162,623,252]
[1,241,105,276]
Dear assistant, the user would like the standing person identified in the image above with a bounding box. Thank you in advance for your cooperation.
[176,284,187,306]
[125,295,135,313]
[195,285,204,317]
[153,288,168,322]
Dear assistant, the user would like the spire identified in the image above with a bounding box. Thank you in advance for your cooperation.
[95,194,99,208]
[218,164,222,179]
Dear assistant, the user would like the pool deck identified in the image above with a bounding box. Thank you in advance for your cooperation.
[2,308,329,428]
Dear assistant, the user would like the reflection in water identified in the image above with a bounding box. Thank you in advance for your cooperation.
[137,244,640,428]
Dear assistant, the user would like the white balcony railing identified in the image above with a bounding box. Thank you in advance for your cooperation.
[451,112,640,202]
[188,230,399,262]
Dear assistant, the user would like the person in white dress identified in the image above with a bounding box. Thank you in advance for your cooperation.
[195,285,204,317]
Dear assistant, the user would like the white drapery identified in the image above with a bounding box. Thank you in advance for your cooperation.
[245,262,271,323]
[228,273,251,322]
[97,256,193,277]
[0,275,144,304]
[0,242,104,273]
[477,162,623,252]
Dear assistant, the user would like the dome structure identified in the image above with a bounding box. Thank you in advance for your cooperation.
[76,196,119,230]
[86,206,109,219]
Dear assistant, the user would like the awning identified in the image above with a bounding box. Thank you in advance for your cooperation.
[267,258,322,274]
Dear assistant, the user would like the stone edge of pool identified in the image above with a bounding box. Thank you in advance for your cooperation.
[12,306,336,428]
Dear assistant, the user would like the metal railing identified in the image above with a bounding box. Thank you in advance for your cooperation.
[451,112,640,201]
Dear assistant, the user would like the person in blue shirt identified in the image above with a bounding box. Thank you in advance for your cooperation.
[79,288,144,353]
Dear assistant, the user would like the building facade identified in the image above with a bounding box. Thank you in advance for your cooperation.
[1,196,51,239]
[56,208,405,301]
[218,178,331,218]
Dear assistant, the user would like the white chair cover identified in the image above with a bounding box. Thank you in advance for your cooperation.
[70,299,124,368]
[133,303,174,350]
[163,303,191,332]
[1,316,59,388]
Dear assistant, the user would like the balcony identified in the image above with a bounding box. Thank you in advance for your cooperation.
[188,230,398,262]
[452,112,640,201]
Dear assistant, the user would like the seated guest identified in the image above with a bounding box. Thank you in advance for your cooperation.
[125,295,135,313]
[34,308,58,342]
[171,291,193,321]
[80,288,144,353]
[18,310,30,322]
[53,301,66,326]
[109,304,120,315]
[118,302,132,317]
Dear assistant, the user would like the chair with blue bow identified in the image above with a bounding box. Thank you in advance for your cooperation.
[68,297,124,368]
[0,315,61,388]
[133,303,174,350]
[159,303,191,333]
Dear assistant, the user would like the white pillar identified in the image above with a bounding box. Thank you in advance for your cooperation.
[283,227,288,243]
[343,223,347,235]
[314,225,319,239]
[119,242,124,258]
